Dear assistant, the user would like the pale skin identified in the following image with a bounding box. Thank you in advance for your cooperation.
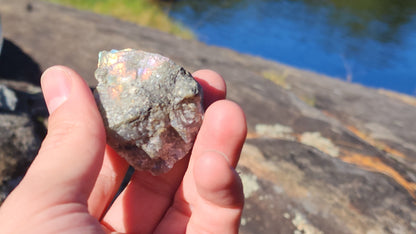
[0,66,247,233]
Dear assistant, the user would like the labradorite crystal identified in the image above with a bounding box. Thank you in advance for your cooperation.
[94,49,203,175]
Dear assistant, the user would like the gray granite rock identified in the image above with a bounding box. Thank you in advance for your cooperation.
[94,49,203,175]
[0,80,46,204]
[0,113,41,203]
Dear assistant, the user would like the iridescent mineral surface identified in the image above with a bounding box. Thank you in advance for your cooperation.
[94,49,203,175]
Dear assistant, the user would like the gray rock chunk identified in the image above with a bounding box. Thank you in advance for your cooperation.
[94,49,203,175]
[0,85,18,111]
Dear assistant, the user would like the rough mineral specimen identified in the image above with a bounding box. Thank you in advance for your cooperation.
[94,49,203,175]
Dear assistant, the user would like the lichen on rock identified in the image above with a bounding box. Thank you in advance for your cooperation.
[94,49,203,175]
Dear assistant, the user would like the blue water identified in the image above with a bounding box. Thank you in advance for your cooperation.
[163,0,416,96]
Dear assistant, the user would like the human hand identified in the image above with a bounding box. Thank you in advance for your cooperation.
[0,66,246,233]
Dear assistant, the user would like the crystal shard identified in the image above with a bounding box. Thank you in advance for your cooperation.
[94,49,203,175]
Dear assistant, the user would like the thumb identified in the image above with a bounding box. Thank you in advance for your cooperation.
[21,66,105,203]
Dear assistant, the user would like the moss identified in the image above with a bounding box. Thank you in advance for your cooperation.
[261,69,290,89]
[260,70,317,106]
[45,0,194,39]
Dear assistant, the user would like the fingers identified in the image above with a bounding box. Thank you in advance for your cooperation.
[155,152,244,234]
[101,158,191,233]
[191,100,247,169]
[185,101,246,234]
[0,66,106,228]
[154,100,246,233]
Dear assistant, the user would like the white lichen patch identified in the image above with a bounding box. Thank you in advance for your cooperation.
[255,123,295,140]
[300,132,339,157]
[284,212,291,219]
[240,172,260,198]
[292,212,323,234]
[241,218,247,226]
[240,143,309,198]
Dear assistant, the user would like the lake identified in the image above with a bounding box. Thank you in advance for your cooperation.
[161,0,416,96]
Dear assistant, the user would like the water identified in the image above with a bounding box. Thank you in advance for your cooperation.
[162,0,416,96]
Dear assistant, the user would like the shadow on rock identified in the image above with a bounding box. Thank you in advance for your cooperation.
[0,38,42,85]
[0,39,46,203]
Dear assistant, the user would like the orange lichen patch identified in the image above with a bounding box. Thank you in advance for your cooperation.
[347,125,371,142]
[378,89,416,107]
[321,110,339,119]
[346,125,406,159]
[378,144,406,158]
[246,131,259,139]
[340,152,416,200]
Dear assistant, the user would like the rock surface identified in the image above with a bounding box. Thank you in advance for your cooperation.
[1,1,416,233]
[95,49,203,175]
[0,113,40,201]
[0,80,46,204]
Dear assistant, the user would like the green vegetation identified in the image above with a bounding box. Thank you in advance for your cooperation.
[46,0,194,39]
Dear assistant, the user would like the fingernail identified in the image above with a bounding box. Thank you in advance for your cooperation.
[41,67,72,114]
